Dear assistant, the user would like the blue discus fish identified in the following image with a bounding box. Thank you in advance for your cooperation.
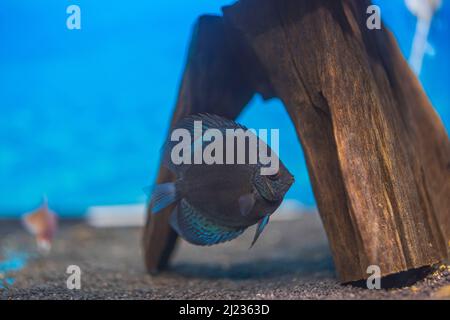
[148,114,294,247]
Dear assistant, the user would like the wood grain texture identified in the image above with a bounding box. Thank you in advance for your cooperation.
[144,0,450,283]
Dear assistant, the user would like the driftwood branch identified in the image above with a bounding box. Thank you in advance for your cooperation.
[143,0,450,283]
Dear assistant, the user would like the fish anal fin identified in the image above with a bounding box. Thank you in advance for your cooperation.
[174,199,245,246]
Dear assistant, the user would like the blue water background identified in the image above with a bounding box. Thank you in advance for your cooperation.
[0,1,448,217]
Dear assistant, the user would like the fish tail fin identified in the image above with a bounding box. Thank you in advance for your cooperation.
[146,183,178,214]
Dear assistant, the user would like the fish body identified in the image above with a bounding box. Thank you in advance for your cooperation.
[149,114,294,246]
[178,163,270,227]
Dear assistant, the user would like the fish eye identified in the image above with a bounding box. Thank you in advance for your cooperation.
[267,171,280,180]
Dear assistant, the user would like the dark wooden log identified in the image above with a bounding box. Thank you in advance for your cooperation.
[143,0,450,283]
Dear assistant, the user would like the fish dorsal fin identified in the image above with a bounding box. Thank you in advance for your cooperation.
[250,215,270,248]
[238,193,256,216]
[197,113,248,132]
[161,113,249,173]
[170,199,245,246]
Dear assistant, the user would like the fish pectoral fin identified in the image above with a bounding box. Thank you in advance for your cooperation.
[250,215,270,248]
[147,182,178,214]
[238,193,256,216]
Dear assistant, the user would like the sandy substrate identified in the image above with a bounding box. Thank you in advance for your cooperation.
[0,213,449,300]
